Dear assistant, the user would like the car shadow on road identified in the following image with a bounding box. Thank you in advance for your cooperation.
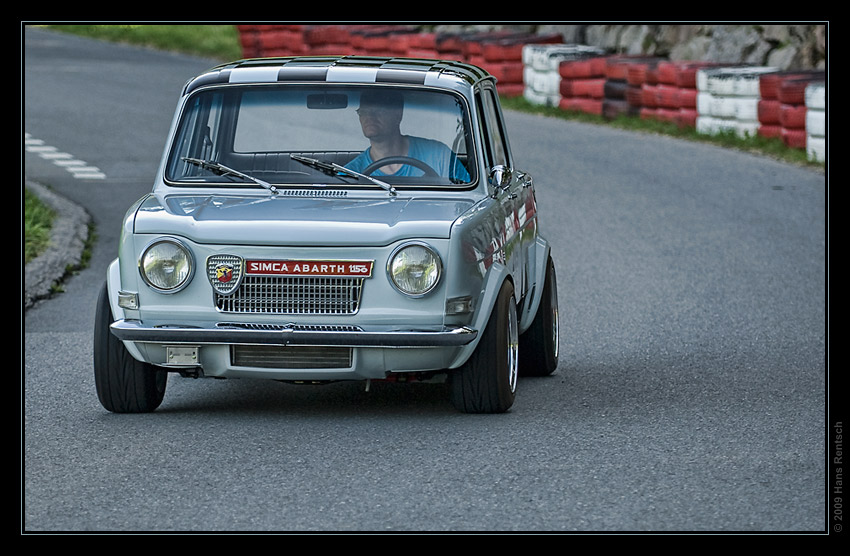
[151,376,462,417]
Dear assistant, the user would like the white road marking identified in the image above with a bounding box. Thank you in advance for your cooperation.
[24,133,105,179]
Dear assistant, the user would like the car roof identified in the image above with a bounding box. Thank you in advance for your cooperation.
[183,55,495,96]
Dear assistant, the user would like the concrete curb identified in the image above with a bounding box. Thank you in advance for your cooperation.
[24,180,91,310]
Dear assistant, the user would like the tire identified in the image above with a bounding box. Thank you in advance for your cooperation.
[519,257,559,377]
[451,280,518,413]
[93,283,167,413]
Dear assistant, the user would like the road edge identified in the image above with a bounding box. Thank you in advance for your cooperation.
[25,179,91,310]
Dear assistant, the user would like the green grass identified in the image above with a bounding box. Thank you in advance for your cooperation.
[39,24,243,60]
[24,188,55,264]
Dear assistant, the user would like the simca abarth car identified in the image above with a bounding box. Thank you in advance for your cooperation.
[94,56,558,414]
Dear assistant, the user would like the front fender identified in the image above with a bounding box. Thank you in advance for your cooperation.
[446,262,511,369]
[104,258,147,363]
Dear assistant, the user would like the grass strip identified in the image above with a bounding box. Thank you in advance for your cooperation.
[25,188,55,264]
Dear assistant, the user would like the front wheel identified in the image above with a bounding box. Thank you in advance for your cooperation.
[519,257,559,376]
[450,280,518,413]
[93,283,167,413]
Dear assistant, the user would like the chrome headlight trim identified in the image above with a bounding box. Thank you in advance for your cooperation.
[138,237,195,294]
[386,241,443,298]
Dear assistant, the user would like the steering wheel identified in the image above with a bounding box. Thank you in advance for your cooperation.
[362,156,439,177]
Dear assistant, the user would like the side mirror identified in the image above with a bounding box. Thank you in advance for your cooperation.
[488,165,512,191]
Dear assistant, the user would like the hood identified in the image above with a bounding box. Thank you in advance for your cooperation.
[132,192,476,246]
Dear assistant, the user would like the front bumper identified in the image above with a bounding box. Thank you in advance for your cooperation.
[111,319,478,381]
[110,319,477,347]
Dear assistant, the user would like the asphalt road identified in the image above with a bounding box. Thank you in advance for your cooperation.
[23,28,828,532]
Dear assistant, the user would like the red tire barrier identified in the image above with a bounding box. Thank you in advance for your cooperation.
[675,108,698,128]
[781,127,807,149]
[559,96,603,115]
[559,58,601,79]
[641,84,659,108]
[758,99,782,125]
[760,70,825,99]
[756,71,825,150]
[674,87,697,109]
[758,125,782,139]
[777,75,826,105]
[561,78,606,98]
[407,32,438,58]
[487,62,525,84]
[656,85,680,109]
[779,103,807,130]
[626,85,644,107]
[237,25,262,58]
[481,33,561,63]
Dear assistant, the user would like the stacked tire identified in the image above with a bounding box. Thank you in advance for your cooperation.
[522,43,605,107]
[805,82,826,162]
[407,32,439,59]
[602,56,660,119]
[779,73,825,150]
[303,25,353,56]
[250,24,308,57]
[350,25,417,57]
[757,71,825,146]
[558,56,609,115]
[626,59,662,120]
[696,66,778,138]
[649,61,722,128]
[472,33,562,97]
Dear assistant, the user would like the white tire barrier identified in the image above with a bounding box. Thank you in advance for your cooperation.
[522,44,605,107]
[805,82,826,162]
[695,66,778,139]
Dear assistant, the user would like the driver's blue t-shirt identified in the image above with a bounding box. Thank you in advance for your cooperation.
[346,136,470,182]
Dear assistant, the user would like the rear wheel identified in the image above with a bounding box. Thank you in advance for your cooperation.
[93,283,167,413]
[450,280,518,413]
[519,257,559,376]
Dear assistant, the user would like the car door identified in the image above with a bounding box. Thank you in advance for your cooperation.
[475,84,530,303]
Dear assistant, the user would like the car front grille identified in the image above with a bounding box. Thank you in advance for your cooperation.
[231,344,353,369]
[214,275,365,315]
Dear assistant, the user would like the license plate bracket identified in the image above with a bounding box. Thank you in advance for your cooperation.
[166,346,199,366]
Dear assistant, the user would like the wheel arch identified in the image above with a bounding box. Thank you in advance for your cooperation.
[518,236,552,333]
[446,261,515,369]
[105,258,148,364]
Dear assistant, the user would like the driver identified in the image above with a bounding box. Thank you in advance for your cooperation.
[346,90,470,182]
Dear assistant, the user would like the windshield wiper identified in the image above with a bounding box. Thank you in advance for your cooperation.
[290,154,397,197]
[182,157,278,196]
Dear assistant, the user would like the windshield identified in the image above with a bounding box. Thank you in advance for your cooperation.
[165,84,476,189]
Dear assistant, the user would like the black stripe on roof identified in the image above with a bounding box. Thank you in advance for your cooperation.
[375,68,427,84]
[186,56,493,94]
[277,66,329,81]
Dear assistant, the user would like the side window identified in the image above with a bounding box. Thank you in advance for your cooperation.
[476,87,509,170]
[168,91,226,178]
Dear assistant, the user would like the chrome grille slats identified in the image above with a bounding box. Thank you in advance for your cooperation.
[231,345,352,369]
[214,275,365,315]
[217,322,363,332]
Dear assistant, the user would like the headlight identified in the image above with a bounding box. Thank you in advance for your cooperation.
[388,242,442,297]
[139,238,194,293]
